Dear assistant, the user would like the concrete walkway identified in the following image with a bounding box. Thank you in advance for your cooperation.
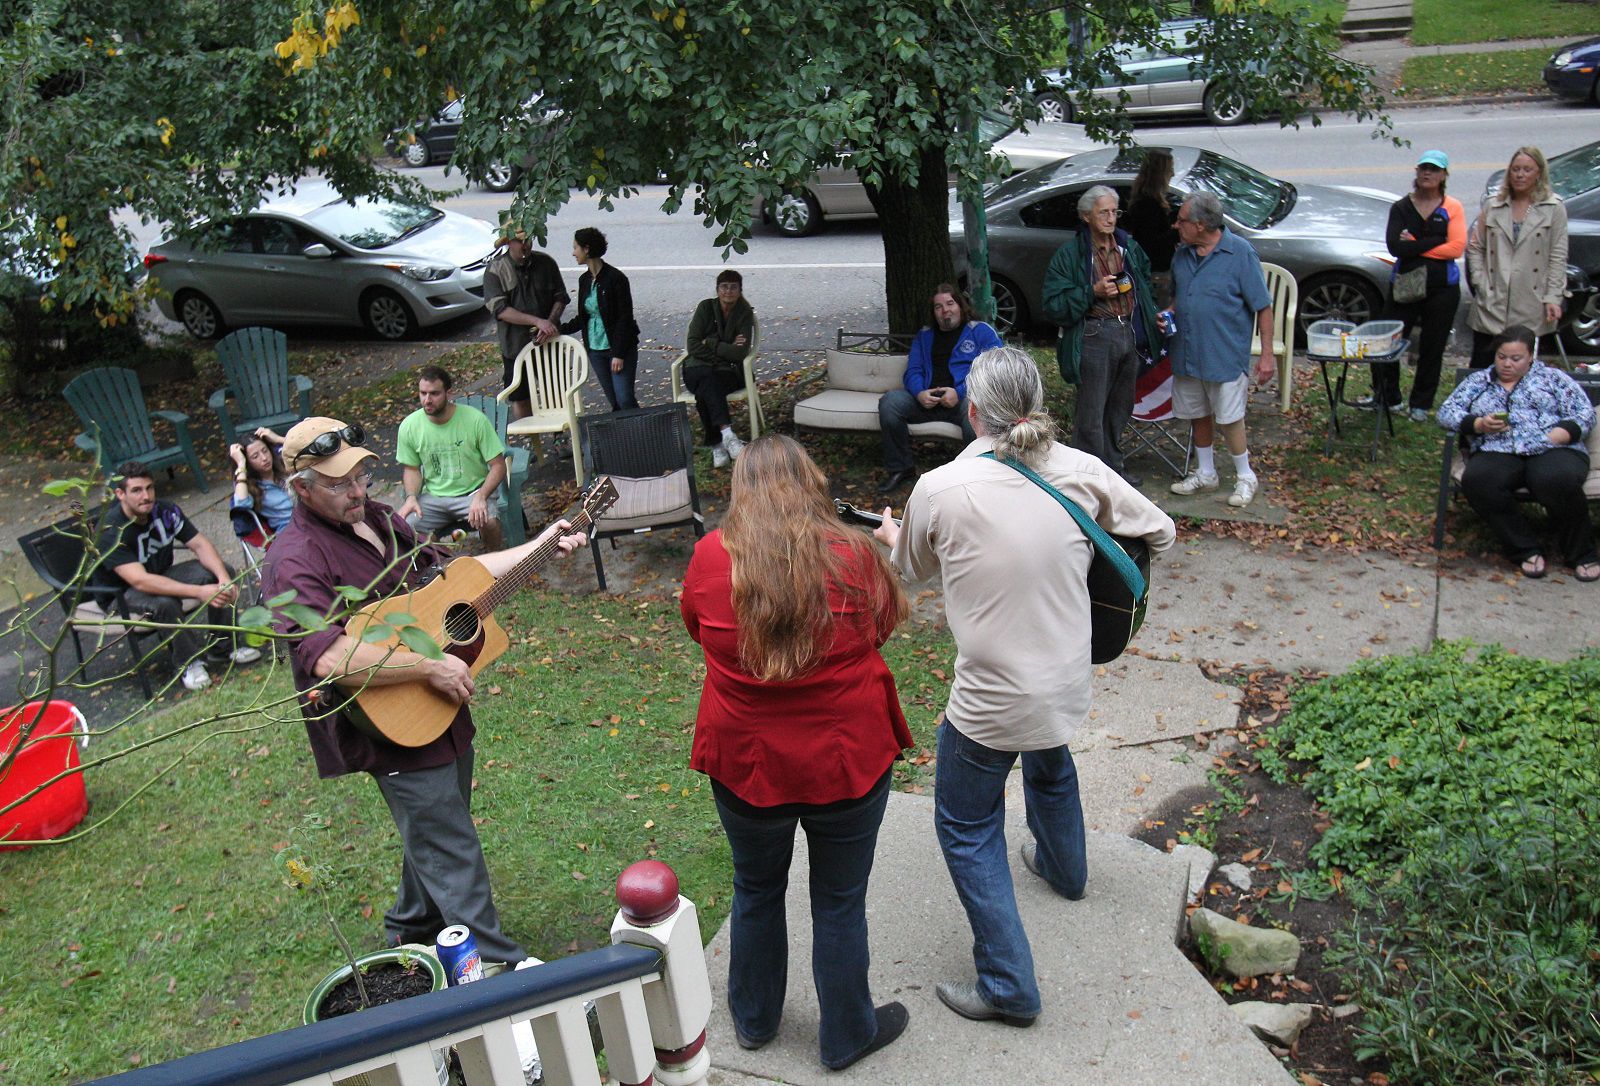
[1340,35,1573,84]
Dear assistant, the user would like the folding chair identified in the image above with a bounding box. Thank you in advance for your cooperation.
[579,404,705,591]
[1124,349,1192,479]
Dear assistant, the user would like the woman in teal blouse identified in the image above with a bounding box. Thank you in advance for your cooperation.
[563,227,641,410]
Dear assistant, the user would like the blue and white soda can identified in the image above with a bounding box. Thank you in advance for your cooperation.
[436,924,485,985]
[1157,309,1177,338]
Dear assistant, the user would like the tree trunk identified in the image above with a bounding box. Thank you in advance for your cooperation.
[866,144,958,336]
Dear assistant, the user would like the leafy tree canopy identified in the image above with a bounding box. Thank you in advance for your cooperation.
[3,0,1389,334]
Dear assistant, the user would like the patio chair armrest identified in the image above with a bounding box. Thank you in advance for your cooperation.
[74,432,98,455]
[207,387,232,412]
[669,351,690,401]
[504,447,530,497]
[152,408,192,428]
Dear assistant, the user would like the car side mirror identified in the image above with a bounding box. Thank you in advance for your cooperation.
[302,243,334,260]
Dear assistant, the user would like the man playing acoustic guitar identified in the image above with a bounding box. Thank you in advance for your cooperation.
[262,416,586,968]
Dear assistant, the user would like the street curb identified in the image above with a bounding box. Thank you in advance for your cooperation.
[1388,91,1550,109]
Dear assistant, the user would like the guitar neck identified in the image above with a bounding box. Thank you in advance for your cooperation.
[472,506,601,616]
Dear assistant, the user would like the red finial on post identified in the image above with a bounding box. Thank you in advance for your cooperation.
[615,860,680,926]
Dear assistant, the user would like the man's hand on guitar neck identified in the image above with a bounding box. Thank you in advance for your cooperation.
[476,518,587,578]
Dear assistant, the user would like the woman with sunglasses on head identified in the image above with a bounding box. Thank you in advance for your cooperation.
[562,227,641,411]
[680,434,912,1071]
[1361,150,1465,422]
[1467,146,1569,369]
[1437,325,1597,582]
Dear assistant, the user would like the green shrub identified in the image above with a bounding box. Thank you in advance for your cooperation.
[1276,642,1600,1084]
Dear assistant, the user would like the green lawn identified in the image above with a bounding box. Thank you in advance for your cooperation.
[1397,48,1552,98]
[0,590,955,1082]
[1412,0,1600,46]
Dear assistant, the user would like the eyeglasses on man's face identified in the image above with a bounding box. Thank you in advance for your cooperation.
[294,423,367,467]
[317,469,374,496]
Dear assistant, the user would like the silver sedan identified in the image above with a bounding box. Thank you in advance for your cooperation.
[950,145,1400,339]
[145,180,498,340]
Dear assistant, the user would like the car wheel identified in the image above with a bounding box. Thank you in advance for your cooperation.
[176,290,224,339]
[1203,84,1247,126]
[481,162,519,193]
[1297,273,1381,343]
[771,192,823,237]
[362,288,416,340]
[1561,291,1600,356]
[1035,91,1071,124]
[401,140,430,168]
[988,276,1029,337]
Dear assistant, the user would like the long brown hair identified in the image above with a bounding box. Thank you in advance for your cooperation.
[720,435,908,682]
[1130,148,1174,212]
[244,436,288,512]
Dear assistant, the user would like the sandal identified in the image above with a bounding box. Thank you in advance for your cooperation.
[1577,561,1600,584]
[1520,554,1547,579]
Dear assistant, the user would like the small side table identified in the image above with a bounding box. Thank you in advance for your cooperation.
[1308,341,1411,461]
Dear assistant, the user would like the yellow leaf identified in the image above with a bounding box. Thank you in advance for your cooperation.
[1353,756,1372,771]
[643,819,656,829]
[608,728,619,737]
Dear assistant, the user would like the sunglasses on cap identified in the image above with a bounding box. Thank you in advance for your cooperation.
[294,423,366,466]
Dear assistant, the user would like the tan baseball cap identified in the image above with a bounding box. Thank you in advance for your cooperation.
[281,417,378,477]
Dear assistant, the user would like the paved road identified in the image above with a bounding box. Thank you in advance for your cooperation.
[130,99,1599,354]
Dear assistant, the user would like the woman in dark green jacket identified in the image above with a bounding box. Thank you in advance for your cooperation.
[684,270,757,467]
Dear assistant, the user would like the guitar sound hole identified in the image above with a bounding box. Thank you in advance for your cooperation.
[443,602,480,646]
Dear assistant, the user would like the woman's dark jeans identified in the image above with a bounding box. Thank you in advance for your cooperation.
[712,771,891,1067]
[1373,283,1460,410]
[586,348,639,411]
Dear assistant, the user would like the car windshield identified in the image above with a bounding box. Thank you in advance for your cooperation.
[306,198,442,249]
[1184,151,1291,230]
[1549,142,1600,200]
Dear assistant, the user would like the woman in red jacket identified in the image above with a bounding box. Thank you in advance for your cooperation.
[681,434,911,1071]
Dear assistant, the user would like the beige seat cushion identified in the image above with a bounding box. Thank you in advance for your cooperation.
[597,471,694,532]
[825,350,908,394]
[793,389,886,432]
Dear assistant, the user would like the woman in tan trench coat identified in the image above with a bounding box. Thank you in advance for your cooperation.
[1466,146,1568,368]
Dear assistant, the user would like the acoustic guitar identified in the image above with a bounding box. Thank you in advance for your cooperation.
[343,478,618,747]
[835,497,1150,663]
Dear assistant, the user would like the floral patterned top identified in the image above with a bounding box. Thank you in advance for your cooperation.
[1437,361,1595,457]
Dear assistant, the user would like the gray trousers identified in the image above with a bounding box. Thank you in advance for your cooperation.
[372,751,527,965]
[1073,318,1140,474]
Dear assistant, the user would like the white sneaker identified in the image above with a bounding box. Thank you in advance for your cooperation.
[229,646,263,665]
[1228,477,1258,508]
[1170,471,1220,496]
[182,661,212,691]
[722,431,746,461]
[712,444,731,469]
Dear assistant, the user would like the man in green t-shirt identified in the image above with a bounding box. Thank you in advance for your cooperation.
[396,366,508,550]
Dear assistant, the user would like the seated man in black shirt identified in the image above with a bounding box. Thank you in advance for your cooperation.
[875,285,1005,494]
[95,460,261,691]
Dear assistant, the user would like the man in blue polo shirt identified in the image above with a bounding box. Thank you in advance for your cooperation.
[876,284,1005,494]
[1167,192,1275,508]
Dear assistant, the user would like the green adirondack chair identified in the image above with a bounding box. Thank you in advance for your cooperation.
[458,394,530,546]
[63,367,209,491]
[208,327,313,447]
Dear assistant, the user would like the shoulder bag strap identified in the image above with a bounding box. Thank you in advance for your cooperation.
[980,452,1147,598]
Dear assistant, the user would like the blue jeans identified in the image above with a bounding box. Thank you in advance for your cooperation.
[934,719,1087,1017]
[586,348,639,411]
[878,389,975,473]
[712,772,891,1068]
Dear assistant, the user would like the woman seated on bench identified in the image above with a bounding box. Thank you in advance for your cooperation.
[1437,324,1598,582]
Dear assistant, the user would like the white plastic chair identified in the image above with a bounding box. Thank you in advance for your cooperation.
[669,315,765,439]
[1250,263,1299,413]
[497,334,589,486]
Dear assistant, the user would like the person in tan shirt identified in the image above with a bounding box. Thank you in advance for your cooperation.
[876,345,1175,1027]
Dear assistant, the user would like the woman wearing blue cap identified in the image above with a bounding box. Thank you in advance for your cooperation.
[1467,146,1569,369]
[1362,149,1465,421]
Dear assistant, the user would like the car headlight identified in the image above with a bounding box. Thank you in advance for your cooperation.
[387,263,454,282]
[1553,50,1574,66]
[1364,251,1396,266]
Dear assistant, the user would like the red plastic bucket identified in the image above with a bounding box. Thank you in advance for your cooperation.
[0,701,88,850]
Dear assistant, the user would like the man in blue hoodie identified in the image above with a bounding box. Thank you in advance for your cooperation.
[876,285,1004,494]
[1042,186,1161,488]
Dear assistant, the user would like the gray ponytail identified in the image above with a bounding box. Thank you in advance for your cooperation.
[965,346,1056,469]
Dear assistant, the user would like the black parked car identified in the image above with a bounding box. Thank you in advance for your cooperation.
[386,99,525,192]
[1543,37,1600,106]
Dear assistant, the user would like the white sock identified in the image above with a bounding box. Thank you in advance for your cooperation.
[1194,445,1216,477]
[1232,450,1256,482]
[720,426,737,444]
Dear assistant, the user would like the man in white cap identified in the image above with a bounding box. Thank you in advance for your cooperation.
[261,416,586,967]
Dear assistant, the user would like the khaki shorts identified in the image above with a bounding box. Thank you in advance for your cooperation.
[1171,372,1250,426]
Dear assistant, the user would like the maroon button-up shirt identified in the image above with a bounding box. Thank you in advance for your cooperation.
[261,498,472,779]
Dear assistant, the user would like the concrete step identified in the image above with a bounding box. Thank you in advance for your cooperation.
[1343,26,1411,42]
[704,790,1296,1085]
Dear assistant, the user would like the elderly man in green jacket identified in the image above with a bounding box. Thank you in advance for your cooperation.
[683,269,757,468]
[1041,185,1161,488]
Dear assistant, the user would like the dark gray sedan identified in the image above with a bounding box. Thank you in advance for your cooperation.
[950,144,1399,338]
